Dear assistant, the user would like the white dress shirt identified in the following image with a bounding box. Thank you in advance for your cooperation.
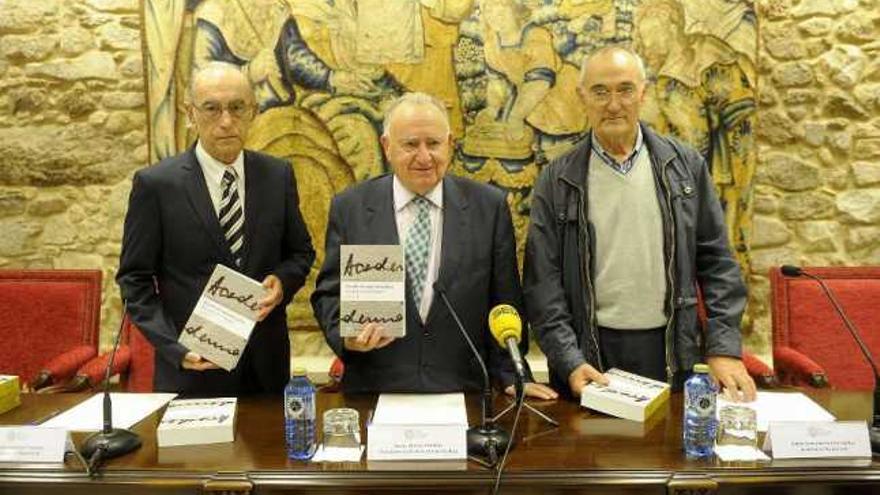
[393,175,443,322]
[195,140,246,217]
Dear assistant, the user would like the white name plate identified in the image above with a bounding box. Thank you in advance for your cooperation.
[0,426,66,463]
[367,394,467,461]
[763,421,871,459]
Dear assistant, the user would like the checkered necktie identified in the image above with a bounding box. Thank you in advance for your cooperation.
[405,196,431,312]
[220,169,244,266]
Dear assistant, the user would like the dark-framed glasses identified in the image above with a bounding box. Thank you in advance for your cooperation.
[193,100,255,120]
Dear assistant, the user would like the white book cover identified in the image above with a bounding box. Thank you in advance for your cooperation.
[157,397,237,448]
[340,245,406,338]
[367,393,467,461]
[178,264,266,370]
[580,368,670,422]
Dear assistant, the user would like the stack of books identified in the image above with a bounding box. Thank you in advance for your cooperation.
[0,375,20,415]
[157,397,237,447]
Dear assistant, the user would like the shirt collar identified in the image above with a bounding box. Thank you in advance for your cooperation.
[393,175,444,213]
[591,126,644,174]
[195,140,245,182]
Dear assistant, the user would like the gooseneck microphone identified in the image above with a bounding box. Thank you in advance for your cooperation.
[781,265,880,454]
[80,303,142,475]
[433,282,510,465]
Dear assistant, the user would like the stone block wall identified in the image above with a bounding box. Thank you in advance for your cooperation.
[0,0,145,345]
[1,0,878,366]
[748,0,880,357]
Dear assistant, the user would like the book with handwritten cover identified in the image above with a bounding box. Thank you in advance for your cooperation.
[340,245,406,338]
[178,264,266,371]
[157,397,237,448]
[580,368,671,422]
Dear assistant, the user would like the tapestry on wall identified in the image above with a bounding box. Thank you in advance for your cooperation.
[142,0,757,331]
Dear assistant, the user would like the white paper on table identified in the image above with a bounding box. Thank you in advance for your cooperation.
[37,393,177,431]
[717,391,835,432]
[714,444,771,462]
[372,393,467,426]
[311,445,364,462]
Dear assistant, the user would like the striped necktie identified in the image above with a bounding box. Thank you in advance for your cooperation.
[220,169,244,267]
[405,196,431,314]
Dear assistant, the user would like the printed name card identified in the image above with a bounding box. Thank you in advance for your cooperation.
[340,245,406,337]
[0,427,67,463]
[763,421,871,459]
[178,264,267,370]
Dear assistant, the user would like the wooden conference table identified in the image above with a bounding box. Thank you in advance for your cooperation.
[1,389,878,494]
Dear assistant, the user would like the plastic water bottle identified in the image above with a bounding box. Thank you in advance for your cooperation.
[683,363,717,459]
[284,367,316,460]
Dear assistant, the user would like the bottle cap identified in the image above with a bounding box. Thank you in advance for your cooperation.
[693,363,710,373]
[292,367,308,377]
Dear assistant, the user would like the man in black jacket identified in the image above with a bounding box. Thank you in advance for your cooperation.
[117,63,315,395]
[312,92,556,399]
[524,46,755,401]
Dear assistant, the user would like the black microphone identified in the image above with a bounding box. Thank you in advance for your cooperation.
[488,304,526,396]
[79,302,142,474]
[433,282,510,465]
[782,265,880,454]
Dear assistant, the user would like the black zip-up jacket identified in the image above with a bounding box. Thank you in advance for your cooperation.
[523,123,746,396]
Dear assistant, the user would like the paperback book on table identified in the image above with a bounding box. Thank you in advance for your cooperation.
[157,397,237,448]
[0,375,20,415]
[580,368,670,422]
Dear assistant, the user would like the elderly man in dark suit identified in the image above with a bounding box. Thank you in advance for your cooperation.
[117,62,315,395]
[311,92,556,399]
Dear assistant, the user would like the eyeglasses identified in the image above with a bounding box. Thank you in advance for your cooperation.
[193,100,255,120]
[589,85,639,104]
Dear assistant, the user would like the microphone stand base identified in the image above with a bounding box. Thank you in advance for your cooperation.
[467,423,510,467]
[80,428,142,460]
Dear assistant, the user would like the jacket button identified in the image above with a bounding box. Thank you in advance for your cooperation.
[683,186,693,195]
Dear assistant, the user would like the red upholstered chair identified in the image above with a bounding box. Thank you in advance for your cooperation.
[0,269,102,390]
[770,266,880,390]
[62,314,155,393]
[119,314,155,392]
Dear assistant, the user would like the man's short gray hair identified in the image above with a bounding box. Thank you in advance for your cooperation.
[578,45,648,86]
[187,61,255,103]
[382,92,451,137]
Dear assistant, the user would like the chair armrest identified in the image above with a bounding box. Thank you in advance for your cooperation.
[29,345,97,391]
[55,345,133,393]
[774,345,829,388]
[741,351,778,388]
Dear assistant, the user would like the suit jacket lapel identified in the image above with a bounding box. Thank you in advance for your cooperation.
[425,176,466,326]
[365,176,399,244]
[240,151,258,272]
[182,147,234,264]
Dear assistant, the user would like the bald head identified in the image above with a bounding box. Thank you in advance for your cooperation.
[579,46,647,87]
[188,62,255,105]
[382,92,451,138]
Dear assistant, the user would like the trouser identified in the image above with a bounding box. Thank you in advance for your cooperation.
[598,326,666,382]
